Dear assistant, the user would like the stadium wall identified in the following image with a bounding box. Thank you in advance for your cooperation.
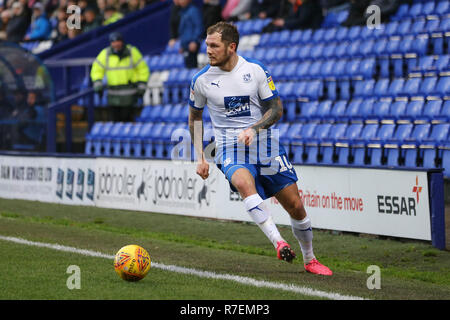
[0,153,445,249]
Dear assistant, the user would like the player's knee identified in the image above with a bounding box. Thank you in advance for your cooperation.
[286,199,306,219]
[232,176,254,196]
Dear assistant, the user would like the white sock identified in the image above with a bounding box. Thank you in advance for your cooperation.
[244,194,284,248]
[291,216,316,264]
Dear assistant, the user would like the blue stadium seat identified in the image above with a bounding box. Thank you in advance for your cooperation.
[373,78,390,98]
[155,122,178,159]
[353,79,375,98]
[387,78,405,97]
[286,45,300,61]
[419,76,438,96]
[297,101,318,122]
[401,77,421,98]
[424,18,440,34]
[101,122,126,157]
[312,100,333,121]
[333,42,348,58]
[371,100,391,122]
[389,100,408,122]
[89,122,114,156]
[434,1,449,16]
[308,60,323,78]
[346,25,362,41]
[111,122,133,157]
[291,123,317,164]
[395,18,412,34]
[297,45,312,60]
[355,98,376,121]
[351,124,379,165]
[433,76,450,97]
[296,61,311,79]
[289,30,302,45]
[411,19,426,34]
[319,123,347,164]
[133,122,154,157]
[327,100,347,122]
[384,21,399,37]
[122,122,143,157]
[367,123,396,166]
[331,60,347,79]
[335,26,348,42]
[421,123,450,168]
[357,58,376,79]
[392,4,409,21]
[340,98,362,122]
[281,123,303,158]
[419,99,443,123]
[385,123,414,166]
[404,100,425,121]
[282,61,298,80]
[302,123,331,164]
[85,122,106,155]
[336,123,364,165]
[278,81,295,100]
[435,55,450,74]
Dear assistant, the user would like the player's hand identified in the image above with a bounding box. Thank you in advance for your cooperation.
[188,41,198,52]
[238,128,256,146]
[196,159,209,180]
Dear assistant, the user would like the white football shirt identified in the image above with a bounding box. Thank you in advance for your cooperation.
[189,55,278,157]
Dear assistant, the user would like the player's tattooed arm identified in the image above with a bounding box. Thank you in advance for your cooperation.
[251,96,283,133]
[189,106,205,159]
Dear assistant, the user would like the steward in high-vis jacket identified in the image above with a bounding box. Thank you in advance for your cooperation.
[90,32,150,121]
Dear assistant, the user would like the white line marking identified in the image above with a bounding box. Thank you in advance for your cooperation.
[0,235,366,300]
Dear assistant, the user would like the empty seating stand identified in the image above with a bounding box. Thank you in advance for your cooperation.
[82,0,450,178]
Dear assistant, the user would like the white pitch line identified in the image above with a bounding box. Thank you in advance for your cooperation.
[0,235,366,300]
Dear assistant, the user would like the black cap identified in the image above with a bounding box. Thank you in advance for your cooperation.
[109,32,123,42]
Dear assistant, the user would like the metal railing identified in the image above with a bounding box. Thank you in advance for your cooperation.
[46,88,95,153]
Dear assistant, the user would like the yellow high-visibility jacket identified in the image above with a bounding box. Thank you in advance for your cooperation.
[90,44,149,89]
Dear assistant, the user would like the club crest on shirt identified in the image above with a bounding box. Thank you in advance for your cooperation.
[242,73,252,83]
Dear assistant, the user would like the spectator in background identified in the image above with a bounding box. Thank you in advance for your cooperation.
[90,32,150,122]
[365,0,400,23]
[82,6,101,33]
[0,8,10,40]
[341,0,370,27]
[97,0,106,15]
[54,18,68,42]
[178,0,203,68]
[24,2,51,40]
[263,0,323,32]
[102,5,123,25]
[119,0,145,15]
[221,0,238,21]
[320,0,347,10]
[202,0,221,33]
[168,0,181,48]
[242,0,280,20]
[6,2,29,43]
[227,0,252,21]
[67,24,81,39]
[18,0,32,24]
[21,90,46,147]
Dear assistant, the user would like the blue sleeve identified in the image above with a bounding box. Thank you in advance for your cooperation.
[29,18,51,40]
[192,7,204,43]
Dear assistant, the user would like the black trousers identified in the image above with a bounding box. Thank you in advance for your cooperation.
[184,47,199,69]
[95,106,142,122]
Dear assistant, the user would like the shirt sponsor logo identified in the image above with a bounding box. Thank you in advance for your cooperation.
[224,95,251,117]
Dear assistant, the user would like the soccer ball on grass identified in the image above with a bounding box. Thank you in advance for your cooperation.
[114,244,151,281]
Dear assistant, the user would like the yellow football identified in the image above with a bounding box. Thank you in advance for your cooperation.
[114,244,151,282]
